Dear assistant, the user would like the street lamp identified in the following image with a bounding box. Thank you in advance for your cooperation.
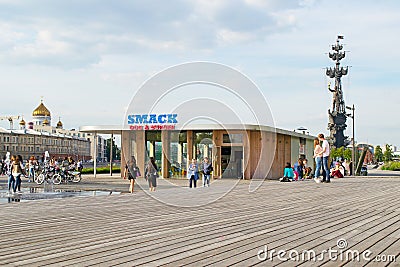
[109,134,114,176]
[346,104,355,175]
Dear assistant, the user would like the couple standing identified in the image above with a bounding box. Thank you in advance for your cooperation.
[313,133,331,183]
[187,157,213,188]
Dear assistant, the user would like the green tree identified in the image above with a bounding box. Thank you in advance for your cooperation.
[374,145,383,162]
[343,148,352,161]
[330,147,341,160]
[105,138,121,161]
[330,146,352,160]
[383,144,393,162]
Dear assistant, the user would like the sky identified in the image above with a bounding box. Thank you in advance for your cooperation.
[0,0,399,147]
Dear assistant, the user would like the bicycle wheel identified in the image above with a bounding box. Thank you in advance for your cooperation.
[34,170,43,183]
[36,174,45,185]
[72,174,81,183]
[52,174,62,185]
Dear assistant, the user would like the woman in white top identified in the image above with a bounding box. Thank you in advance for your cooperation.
[313,138,323,182]
[187,159,199,188]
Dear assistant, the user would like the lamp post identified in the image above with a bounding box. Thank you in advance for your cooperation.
[109,133,114,176]
[346,105,355,175]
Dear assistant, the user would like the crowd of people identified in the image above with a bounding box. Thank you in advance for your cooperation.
[280,133,351,183]
[1,153,35,195]
[123,156,214,192]
[1,154,83,195]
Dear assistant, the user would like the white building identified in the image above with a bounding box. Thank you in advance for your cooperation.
[0,100,106,162]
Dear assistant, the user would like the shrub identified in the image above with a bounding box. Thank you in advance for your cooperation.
[381,162,400,171]
[81,166,121,174]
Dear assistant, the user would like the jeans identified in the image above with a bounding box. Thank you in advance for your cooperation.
[314,157,322,178]
[8,175,15,192]
[203,174,210,187]
[29,167,35,181]
[322,156,330,182]
[189,176,197,188]
[14,174,22,192]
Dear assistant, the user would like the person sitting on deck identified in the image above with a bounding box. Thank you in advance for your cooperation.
[279,162,294,182]
[302,158,312,179]
[330,162,344,178]
[293,158,304,181]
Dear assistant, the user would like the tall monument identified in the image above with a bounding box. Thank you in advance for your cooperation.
[326,35,349,148]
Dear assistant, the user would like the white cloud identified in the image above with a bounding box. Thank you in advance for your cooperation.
[217,29,255,44]
[12,30,69,57]
[0,0,399,146]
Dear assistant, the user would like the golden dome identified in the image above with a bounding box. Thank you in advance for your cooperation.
[32,101,51,117]
[43,119,50,125]
[57,119,63,128]
[19,119,26,125]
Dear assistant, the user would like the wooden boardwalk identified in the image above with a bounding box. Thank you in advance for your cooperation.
[0,177,399,266]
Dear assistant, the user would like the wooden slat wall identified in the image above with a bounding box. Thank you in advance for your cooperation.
[161,131,171,178]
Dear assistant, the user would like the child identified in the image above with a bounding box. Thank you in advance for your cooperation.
[280,162,294,182]
[293,158,304,181]
[303,159,312,179]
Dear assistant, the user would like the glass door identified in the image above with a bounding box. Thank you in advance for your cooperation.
[145,131,162,171]
[168,131,187,178]
[221,145,243,178]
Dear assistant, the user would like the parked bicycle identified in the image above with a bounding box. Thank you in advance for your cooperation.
[35,164,58,185]
[52,165,81,185]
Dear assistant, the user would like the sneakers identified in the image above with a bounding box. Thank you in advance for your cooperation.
[314,177,321,183]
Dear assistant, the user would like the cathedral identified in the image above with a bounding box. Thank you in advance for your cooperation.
[0,100,94,161]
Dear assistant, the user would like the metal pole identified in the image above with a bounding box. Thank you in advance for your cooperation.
[93,133,97,178]
[109,133,113,176]
[352,105,355,176]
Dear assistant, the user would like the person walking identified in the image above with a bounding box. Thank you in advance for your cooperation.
[77,159,83,174]
[28,156,37,183]
[124,156,137,193]
[201,157,213,187]
[145,157,158,192]
[318,133,331,183]
[6,155,14,195]
[12,155,25,193]
[313,138,323,183]
[187,159,199,188]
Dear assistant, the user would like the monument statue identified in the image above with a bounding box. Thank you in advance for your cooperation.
[325,36,349,148]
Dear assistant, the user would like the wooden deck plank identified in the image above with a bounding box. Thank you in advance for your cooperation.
[30,198,335,266]
[266,214,399,267]
[0,177,399,266]
[363,235,400,267]
[205,213,396,267]
[93,208,357,266]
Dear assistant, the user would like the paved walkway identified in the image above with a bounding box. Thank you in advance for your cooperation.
[0,175,399,266]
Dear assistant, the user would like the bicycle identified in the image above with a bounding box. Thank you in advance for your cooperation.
[35,164,58,185]
[52,165,81,185]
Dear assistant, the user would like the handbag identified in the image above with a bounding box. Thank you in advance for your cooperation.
[136,167,141,177]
